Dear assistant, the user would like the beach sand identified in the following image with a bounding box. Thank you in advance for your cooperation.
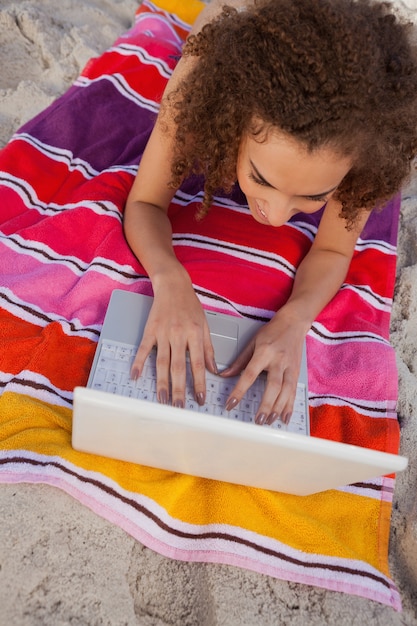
[0,1,417,624]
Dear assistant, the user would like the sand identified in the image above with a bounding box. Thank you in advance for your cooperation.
[0,0,417,624]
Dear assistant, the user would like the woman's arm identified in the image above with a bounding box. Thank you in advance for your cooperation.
[124,1,255,407]
[223,200,370,424]
[124,0,256,277]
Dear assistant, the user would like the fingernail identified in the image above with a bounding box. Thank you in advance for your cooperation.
[131,367,140,380]
[225,397,238,411]
[196,392,205,406]
[158,389,168,405]
[267,412,279,425]
[283,412,292,425]
[174,399,184,409]
[255,412,267,425]
[212,359,219,375]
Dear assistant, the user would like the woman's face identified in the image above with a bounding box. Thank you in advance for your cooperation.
[236,128,352,227]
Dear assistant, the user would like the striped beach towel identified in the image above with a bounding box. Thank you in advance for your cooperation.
[0,0,403,610]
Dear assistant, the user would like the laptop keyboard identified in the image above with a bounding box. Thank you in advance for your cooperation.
[89,339,309,435]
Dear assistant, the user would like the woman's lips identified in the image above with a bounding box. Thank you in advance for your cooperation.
[255,201,269,224]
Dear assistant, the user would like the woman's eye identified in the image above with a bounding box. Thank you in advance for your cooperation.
[248,171,329,203]
[249,172,269,187]
[305,195,328,203]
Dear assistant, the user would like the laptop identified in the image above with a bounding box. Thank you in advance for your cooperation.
[72,289,408,495]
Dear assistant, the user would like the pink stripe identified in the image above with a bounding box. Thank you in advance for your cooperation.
[307,339,397,402]
[0,469,401,610]
[1,248,143,326]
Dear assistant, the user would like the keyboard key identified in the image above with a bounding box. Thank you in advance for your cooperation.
[122,386,138,398]
[90,339,309,436]
[94,367,106,383]
[101,342,116,358]
[106,370,122,384]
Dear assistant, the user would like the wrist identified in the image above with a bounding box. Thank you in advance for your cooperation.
[272,300,314,334]
[151,262,193,295]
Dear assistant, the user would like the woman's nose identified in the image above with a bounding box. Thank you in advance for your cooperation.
[267,194,294,227]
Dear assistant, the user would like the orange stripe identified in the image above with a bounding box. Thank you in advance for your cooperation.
[0,308,95,390]
[311,404,400,454]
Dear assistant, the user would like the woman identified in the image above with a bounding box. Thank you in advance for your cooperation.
[124,0,417,425]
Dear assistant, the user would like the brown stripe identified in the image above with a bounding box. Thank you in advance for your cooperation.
[0,174,120,218]
[350,482,383,492]
[0,378,72,404]
[0,454,393,591]
[0,292,100,337]
[309,394,388,415]
[341,283,389,308]
[2,233,141,281]
[310,325,388,345]
[173,235,296,276]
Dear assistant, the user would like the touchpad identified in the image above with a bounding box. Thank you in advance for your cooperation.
[206,313,239,367]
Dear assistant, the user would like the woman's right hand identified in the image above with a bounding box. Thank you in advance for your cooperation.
[130,277,217,408]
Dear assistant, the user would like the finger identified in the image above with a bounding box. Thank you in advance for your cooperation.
[188,348,207,406]
[270,385,297,425]
[131,335,156,380]
[188,325,213,406]
[254,362,298,424]
[168,340,188,409]
[220,341,254,377]
[254,368,285,425]
[264,371,298,425]
[225,357,263,411]
[154,341,172,405]
[203,325,218,375]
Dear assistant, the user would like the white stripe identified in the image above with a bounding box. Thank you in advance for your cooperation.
[0,172,121,219]
[310,321,391,346]
[12,134,98,178]
[106,163,138,176]
[134,9,184,45]
[308,393,397,419]
[141,0,193,32]
[0,450,397,606]
[173,233,296,278]
[355,237,397,255]
[172,191,318,244]
[74,74,160,113]
[1,371,73,408]
[12,134,138,178]
[1,235,140,284]
[338,477,395,501]
[0,289,101,340]
[172,188,242,210]
[196,290,274,321]
[287,219,317,241]
[340,283,392,312]
[110,43,174,79]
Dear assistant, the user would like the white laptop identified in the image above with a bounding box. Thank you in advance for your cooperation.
[72,289,408,495]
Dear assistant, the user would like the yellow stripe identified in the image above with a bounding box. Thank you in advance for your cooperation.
[1,391,389,572]
[141,0,204,25]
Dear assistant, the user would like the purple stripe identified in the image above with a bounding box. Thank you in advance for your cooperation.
[292,195,400,246]
[17,81,156,172]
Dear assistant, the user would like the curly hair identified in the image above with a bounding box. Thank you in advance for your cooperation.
[164,0,417,227]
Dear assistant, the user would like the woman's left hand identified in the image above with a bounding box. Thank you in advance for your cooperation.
[221,311,308,426]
